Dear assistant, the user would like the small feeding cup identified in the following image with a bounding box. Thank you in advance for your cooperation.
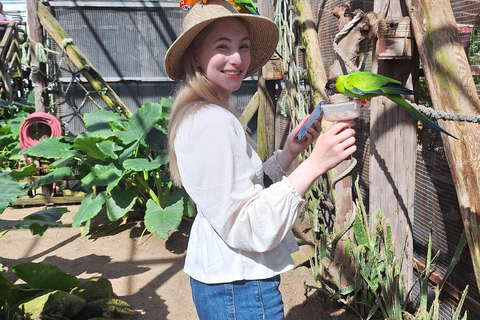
[323,101,360,122]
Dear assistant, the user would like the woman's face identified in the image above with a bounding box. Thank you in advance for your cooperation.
[193,18,251,100]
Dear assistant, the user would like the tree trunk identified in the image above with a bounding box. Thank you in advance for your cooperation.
[406,0,480,297]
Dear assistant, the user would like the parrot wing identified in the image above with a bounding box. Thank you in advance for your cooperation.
[343,72,392,99]
[387,94,457,139]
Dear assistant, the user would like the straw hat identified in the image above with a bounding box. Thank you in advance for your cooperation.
[164,0,279,81]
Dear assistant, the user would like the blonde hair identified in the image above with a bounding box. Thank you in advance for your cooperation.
[168,21,236,186]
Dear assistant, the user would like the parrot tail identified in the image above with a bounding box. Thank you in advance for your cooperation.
[387,95,458,140]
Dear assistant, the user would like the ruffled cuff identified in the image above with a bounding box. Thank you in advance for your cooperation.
[263,150,293,183]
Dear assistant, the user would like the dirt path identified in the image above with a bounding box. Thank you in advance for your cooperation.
[0,205,356,319]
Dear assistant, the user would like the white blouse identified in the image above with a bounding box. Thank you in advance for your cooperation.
[175,103,305,284]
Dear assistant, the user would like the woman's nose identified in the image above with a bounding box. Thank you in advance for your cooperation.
[230,51,242,65]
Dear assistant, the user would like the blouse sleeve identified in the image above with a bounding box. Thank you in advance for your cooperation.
[175,104,305,252]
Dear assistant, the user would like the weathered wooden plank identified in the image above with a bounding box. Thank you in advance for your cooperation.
[406,0,480,297]
[36,1,131,115]
[14,197,84,206]
[369,0,417,294]
[238,91,259,128]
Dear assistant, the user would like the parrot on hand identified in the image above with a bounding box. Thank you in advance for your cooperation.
[325,71,457,139]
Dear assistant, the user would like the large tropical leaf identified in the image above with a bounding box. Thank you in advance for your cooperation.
[25,167,75,191]
[123,154,168,172]
[143,126,168,153]
[74,136,110,160]
[81,163,123,193]
[8,164,37,181]
[12,262,80,291]
[96,140,122,159]
[0,207,67,236]
[21,137,77,159]
[72,191,107,235]
[0,172,25,213]
[83,108,125,138]
[117,102,163,145]
[106,186,138,221]
[144,198,183,239]
[0,263,11,306]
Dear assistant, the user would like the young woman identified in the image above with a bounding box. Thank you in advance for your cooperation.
[164,1,356,318]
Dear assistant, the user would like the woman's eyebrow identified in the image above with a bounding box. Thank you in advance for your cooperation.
[212,36,250,44]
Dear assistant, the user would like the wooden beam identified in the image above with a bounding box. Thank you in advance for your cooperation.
[238,91,259,128]
[406,0,480,297]
[36,2,131,115]
[370,0,417,294]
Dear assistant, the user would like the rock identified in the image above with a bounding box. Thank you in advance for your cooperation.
[72,298,135,320]
[19,290,86,320]
[70,278,115,302]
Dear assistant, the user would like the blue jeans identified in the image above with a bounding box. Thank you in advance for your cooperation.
[190,276,284,320]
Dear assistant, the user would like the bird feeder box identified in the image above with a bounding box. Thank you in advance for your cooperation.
[376,17,413,60]
[262,56,283,80]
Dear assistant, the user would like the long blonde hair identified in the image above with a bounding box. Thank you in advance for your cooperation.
[168,20,240,186]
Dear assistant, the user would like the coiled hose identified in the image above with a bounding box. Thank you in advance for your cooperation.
[19,112,63,197]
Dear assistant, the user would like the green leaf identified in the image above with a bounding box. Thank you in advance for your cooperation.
[144,126,167,152]
[12,262,80,291]
[72,191,107,230]
[21,137,77,159]
[0,172,25,213]
[83,109,124,138]
[0,207,67,236]
[144,198,183,239]
[117,102,163,145]
[96,140,122,159]
[26,167,75,191]
[118,141,139,164]
[123,154,168,172]
[0,264,11,306]
[353,214,367,246]
[74,136,109,160]
[9,164,36,181]
[106,186,138,221]
[81,163,123,193]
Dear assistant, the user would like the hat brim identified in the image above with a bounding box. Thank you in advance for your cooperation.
[165,11,279,81]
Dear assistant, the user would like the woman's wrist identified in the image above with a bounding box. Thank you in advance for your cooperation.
[275,148,296,172]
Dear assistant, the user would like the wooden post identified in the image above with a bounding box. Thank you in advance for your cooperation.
[406,0,480,296]
[36,2,131,115]
[256,0,275,161]
[26,0,47,112]
[370,0,417,294]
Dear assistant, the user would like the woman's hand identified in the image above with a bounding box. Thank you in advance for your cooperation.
[276,115,321,171]
[286,120,356,197]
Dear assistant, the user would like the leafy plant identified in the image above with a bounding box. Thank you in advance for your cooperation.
[11,99,194,238]
[0,261,81,319]
[308,172,468,319]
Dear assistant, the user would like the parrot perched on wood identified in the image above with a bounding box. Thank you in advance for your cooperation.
[325,71,457,139]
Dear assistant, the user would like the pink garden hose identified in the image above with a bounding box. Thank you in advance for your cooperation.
[19,112,62,197]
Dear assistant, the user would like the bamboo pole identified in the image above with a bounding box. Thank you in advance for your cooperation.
[406,0,480,296]
[293,0,328,105]
[26,0,47,112]
[36,2,131,115]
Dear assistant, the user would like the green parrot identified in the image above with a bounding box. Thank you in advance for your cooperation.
[325,71,457,139]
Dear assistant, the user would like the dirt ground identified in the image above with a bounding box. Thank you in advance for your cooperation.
[0,204,357,319]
